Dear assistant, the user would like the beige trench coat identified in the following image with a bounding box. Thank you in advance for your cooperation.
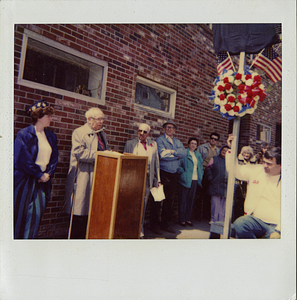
[64,123,110,215]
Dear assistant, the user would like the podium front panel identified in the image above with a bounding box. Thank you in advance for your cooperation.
[113,158,147,239]
[87,155,118,239]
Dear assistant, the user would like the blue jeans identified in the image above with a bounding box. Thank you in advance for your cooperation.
[234,215,278,239]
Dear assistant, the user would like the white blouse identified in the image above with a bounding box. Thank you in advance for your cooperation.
[190,151,198,180]
[35,128,52,172]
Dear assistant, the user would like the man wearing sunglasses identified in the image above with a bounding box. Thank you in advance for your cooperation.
[150,120,187,234]
[124,123,161,238]
[196,132,221,222]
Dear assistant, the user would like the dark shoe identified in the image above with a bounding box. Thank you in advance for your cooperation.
[179,222,186,227]
[161,225,176,233]
[151,227,162,235]
[186,221,194,227]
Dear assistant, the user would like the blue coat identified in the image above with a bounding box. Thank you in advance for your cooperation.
[177,149,204,188]
[14,125,59,187]
[156,134,187,173]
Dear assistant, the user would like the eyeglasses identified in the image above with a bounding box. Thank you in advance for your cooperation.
[138,129,148,134]
[166,126,175,130]
[91,117,104,121]
[210,137,219,141]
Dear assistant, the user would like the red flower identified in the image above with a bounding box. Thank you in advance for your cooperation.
[233,106,240,112]
[254,75,261,82]
[224,104,232,111]
[225,83,231,90]
[245,74,252,80]
[218,85,225,92]
[238,84,245,90]
[227,95,235,102]
[235,73,242,80]
[150,143,153,147]
[219,94,226,100]
[223,77,229,83]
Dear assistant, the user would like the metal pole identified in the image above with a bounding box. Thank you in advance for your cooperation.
[222,52,245,239]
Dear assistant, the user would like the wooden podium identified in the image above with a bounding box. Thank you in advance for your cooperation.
[86,152,148,239]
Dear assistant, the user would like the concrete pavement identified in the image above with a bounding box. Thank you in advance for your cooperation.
[143,220,211,239]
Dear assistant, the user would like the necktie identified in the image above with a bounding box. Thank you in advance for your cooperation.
[97,133,105,150]
[141,141,147,150]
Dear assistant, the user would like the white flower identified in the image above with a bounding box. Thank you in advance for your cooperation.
[234,80,241,86]
[246,79,253,86]
[227,76,234,83]
[253,95,260,101]
[214,97,221,105]
[259,84,265,90]
[228,110,235,116]
[220,106,227,114]
[226,87,234,94]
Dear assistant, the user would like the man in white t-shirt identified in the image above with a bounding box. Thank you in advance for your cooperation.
[226,136,281,239]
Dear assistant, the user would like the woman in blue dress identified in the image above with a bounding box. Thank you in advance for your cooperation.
[14,99,58,239]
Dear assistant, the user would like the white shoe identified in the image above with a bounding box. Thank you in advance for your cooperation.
[209,221,214,225]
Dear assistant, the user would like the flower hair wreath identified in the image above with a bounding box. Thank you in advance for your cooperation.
[209,67,267,120]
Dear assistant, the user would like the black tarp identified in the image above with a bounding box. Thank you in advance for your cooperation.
[212,24,279,55]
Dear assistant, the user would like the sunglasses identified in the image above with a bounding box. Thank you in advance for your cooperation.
[210,137,219,141]
[138,129,148,134]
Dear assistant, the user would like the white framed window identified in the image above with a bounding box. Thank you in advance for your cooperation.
[17,29,108,105]
[134,76,176,118]
[256,123,271,143]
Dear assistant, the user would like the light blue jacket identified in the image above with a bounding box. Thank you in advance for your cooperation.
[156,134,187,173]
[177,149,204,188]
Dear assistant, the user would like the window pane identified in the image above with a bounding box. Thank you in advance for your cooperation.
[23,38,103,98]
[135,82,170,112]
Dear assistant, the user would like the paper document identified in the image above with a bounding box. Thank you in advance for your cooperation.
[150,185,165,202]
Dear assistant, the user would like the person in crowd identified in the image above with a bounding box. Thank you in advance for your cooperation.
[14,99,58,239]
[255,142,270,164]
[205,145,229,227]
[226,135,281,239]
[64,107,110,239]
[238,146,257,165]
[233,146,257,221]
[177,137,203,227]
[196,132,221,221]
[124,123,161,238]
[150,120,186,234]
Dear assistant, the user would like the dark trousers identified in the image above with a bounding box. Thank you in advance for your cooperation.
[70,215,88,239]
[150,170,179,228]
[178,180,198,223]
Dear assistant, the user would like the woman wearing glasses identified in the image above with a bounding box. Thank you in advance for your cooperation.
[64,107,110,238]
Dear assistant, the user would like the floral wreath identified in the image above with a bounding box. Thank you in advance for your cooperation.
[209,67,267,120]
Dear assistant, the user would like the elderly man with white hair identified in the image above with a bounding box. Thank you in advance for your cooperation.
[124,123,161,238]
[65,107,110,239]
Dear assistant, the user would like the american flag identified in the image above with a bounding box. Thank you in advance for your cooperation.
[217,51,233,75]
[252,46,282,83]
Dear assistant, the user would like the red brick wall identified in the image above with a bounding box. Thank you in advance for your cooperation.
[14,24,281,238]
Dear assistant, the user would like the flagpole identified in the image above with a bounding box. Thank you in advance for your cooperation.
[222,52,245,239]
[250,48,265,68]
[227,51,236,72]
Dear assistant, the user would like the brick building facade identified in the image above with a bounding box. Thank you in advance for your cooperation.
[14,24,281,238]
